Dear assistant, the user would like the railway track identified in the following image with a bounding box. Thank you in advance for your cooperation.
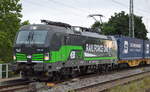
[44,66,150,92]
[1,66,150,92]
[75,69,150,92]
[0,79,33,92]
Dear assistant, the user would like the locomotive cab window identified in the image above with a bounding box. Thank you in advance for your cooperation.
[16,30,48,44]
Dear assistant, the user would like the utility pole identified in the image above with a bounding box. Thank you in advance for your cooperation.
[129,0,135,38]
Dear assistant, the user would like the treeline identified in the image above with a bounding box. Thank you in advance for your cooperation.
[0,0,29,63]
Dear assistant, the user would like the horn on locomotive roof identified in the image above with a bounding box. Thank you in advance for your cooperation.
[72,26,100,33]
[72,26,91,32]
[41,20,72,28]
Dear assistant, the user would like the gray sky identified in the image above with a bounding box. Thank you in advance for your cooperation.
[21,0,150,38]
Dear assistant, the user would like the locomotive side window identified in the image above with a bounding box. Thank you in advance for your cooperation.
[65,34,85,46]
[64,36,70,45]
[51,33,62,50]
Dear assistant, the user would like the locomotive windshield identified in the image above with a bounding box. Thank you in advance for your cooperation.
[16,30,48,44]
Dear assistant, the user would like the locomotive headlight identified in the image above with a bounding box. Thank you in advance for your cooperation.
[44,53,49,61]
[13,55,16,60]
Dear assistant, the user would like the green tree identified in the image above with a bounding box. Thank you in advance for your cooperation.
[0,32,12,62]
[92,11,148,40]
[0,0,29,62]
[21,20,30,26]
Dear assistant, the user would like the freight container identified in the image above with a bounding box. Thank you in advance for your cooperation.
[115,36,144,60]
[144,40,150,58]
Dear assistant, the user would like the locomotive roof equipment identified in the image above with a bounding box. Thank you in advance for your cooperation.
[41,19,72,28]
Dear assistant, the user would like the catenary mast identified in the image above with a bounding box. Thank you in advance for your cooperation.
[129,0,135,38]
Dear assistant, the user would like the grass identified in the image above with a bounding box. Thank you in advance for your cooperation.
[108,76,150,92]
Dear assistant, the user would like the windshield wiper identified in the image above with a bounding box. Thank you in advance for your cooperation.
[26,32,33,45]
[30,32,37,48]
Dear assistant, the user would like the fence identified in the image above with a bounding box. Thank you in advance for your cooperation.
[0,63,17,79]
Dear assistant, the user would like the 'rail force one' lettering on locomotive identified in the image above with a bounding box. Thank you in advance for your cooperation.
[85,44,109,53]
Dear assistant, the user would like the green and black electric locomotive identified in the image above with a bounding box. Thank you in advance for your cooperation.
[13,20,118,79]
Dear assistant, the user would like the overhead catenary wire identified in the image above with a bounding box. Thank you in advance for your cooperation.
[24,0,84,17]
[109,0,140,15]
[143,0,150,33]
[111,0,127,7]
[144,0,150,11]
[111,0,150,15]
[46,0,90,14]
[111,0,150,37]
[23,0,150,29]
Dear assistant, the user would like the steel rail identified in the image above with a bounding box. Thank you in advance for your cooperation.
[0,79,33,92]
[46,66,150,92]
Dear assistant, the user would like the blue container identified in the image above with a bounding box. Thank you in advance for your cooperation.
[144,40,150,58]
[115,36,144,60]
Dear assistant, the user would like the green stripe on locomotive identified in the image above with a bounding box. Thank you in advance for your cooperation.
[16,53,44,61]
[84,57,117,61]
[47,45,117,63]
[45,45,83,63]
[16,53,27,61]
